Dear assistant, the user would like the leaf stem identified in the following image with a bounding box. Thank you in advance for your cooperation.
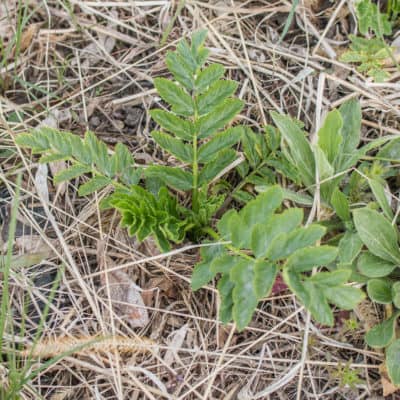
[192,100,199,213]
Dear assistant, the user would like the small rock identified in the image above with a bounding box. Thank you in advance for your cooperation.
[89,115,101,128]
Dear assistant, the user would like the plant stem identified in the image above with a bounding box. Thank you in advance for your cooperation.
[192,102,199,214]
[202,227,254,261]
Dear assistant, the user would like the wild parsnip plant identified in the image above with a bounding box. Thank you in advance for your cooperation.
[192,185,364,331]
[18,31,400,371]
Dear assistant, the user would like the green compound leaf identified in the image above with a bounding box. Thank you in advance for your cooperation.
[153,77,194,116]
[308,269,351,287]
[303,281,334,326]
[285,246,338,272]
[218,275,235,324]
[254,261,278,298]
[145,165,193,191]
[198,126,242,163]
[198,99,244,139]
[152,131,193,163]
[251,208,303,258]
[366,314,399,348]
[195,63,225,93]
[191,245,225,290]
[230,258,258,331]
[353,208,400,264]
[230,185,283,249]
[323,286,365,310]
[367,278,393,304]
[53,164,91,184]
[78,176,111,196]
[197,80,238,115]
[165,51,194,91]
[356,0,392,36]
[150,110,193,141]
[198,149,237,186]
[266,225,326,261]
[111,186,191,252]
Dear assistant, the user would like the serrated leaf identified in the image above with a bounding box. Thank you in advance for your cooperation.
[191,29,208,54]
[78,175,111,196]
[176,39,198,72]
[356,0,392,35]
[39,153,67,163]
[282,269,310,307]
[154,78,194,116]
[150,110,193,140]
[303,281,334,326]
[386,339,400,386]
[367,278,393,304]
[266,225,326,261]
[353,208,400,264]
[210,254,237,274]
[198,99,244,139]
[16,133,42,149]
[53,164,91,184]
[198,149,236,186]
[241,127,264,168]
[357,252,397,278]
[369,178,393,220]
[251,208,303,258]
[254,261,278,298]
[165,51,194,90]
[152,131,193,163]
[324,286,365,310]
[195,63,225,92]
[331,188,351,221]
[198,126,242,163]
[366,314,399,348]
[236,186,283,249]
[285,246,338,272]
[145,166,193,191]
[270,111,315,187]
[191,245,225,290]
[218,275,234,324]
[308,269,351,286]
[230,259,257,331]
[197,80,238,115]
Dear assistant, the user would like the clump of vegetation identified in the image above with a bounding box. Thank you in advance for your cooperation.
[15,30,400,387]
[341,0,397,81]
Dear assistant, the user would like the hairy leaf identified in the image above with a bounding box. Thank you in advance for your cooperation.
[317,109,343,164]
[367,278,393,304]
[353,208,400,264]
[357,252,397,278]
